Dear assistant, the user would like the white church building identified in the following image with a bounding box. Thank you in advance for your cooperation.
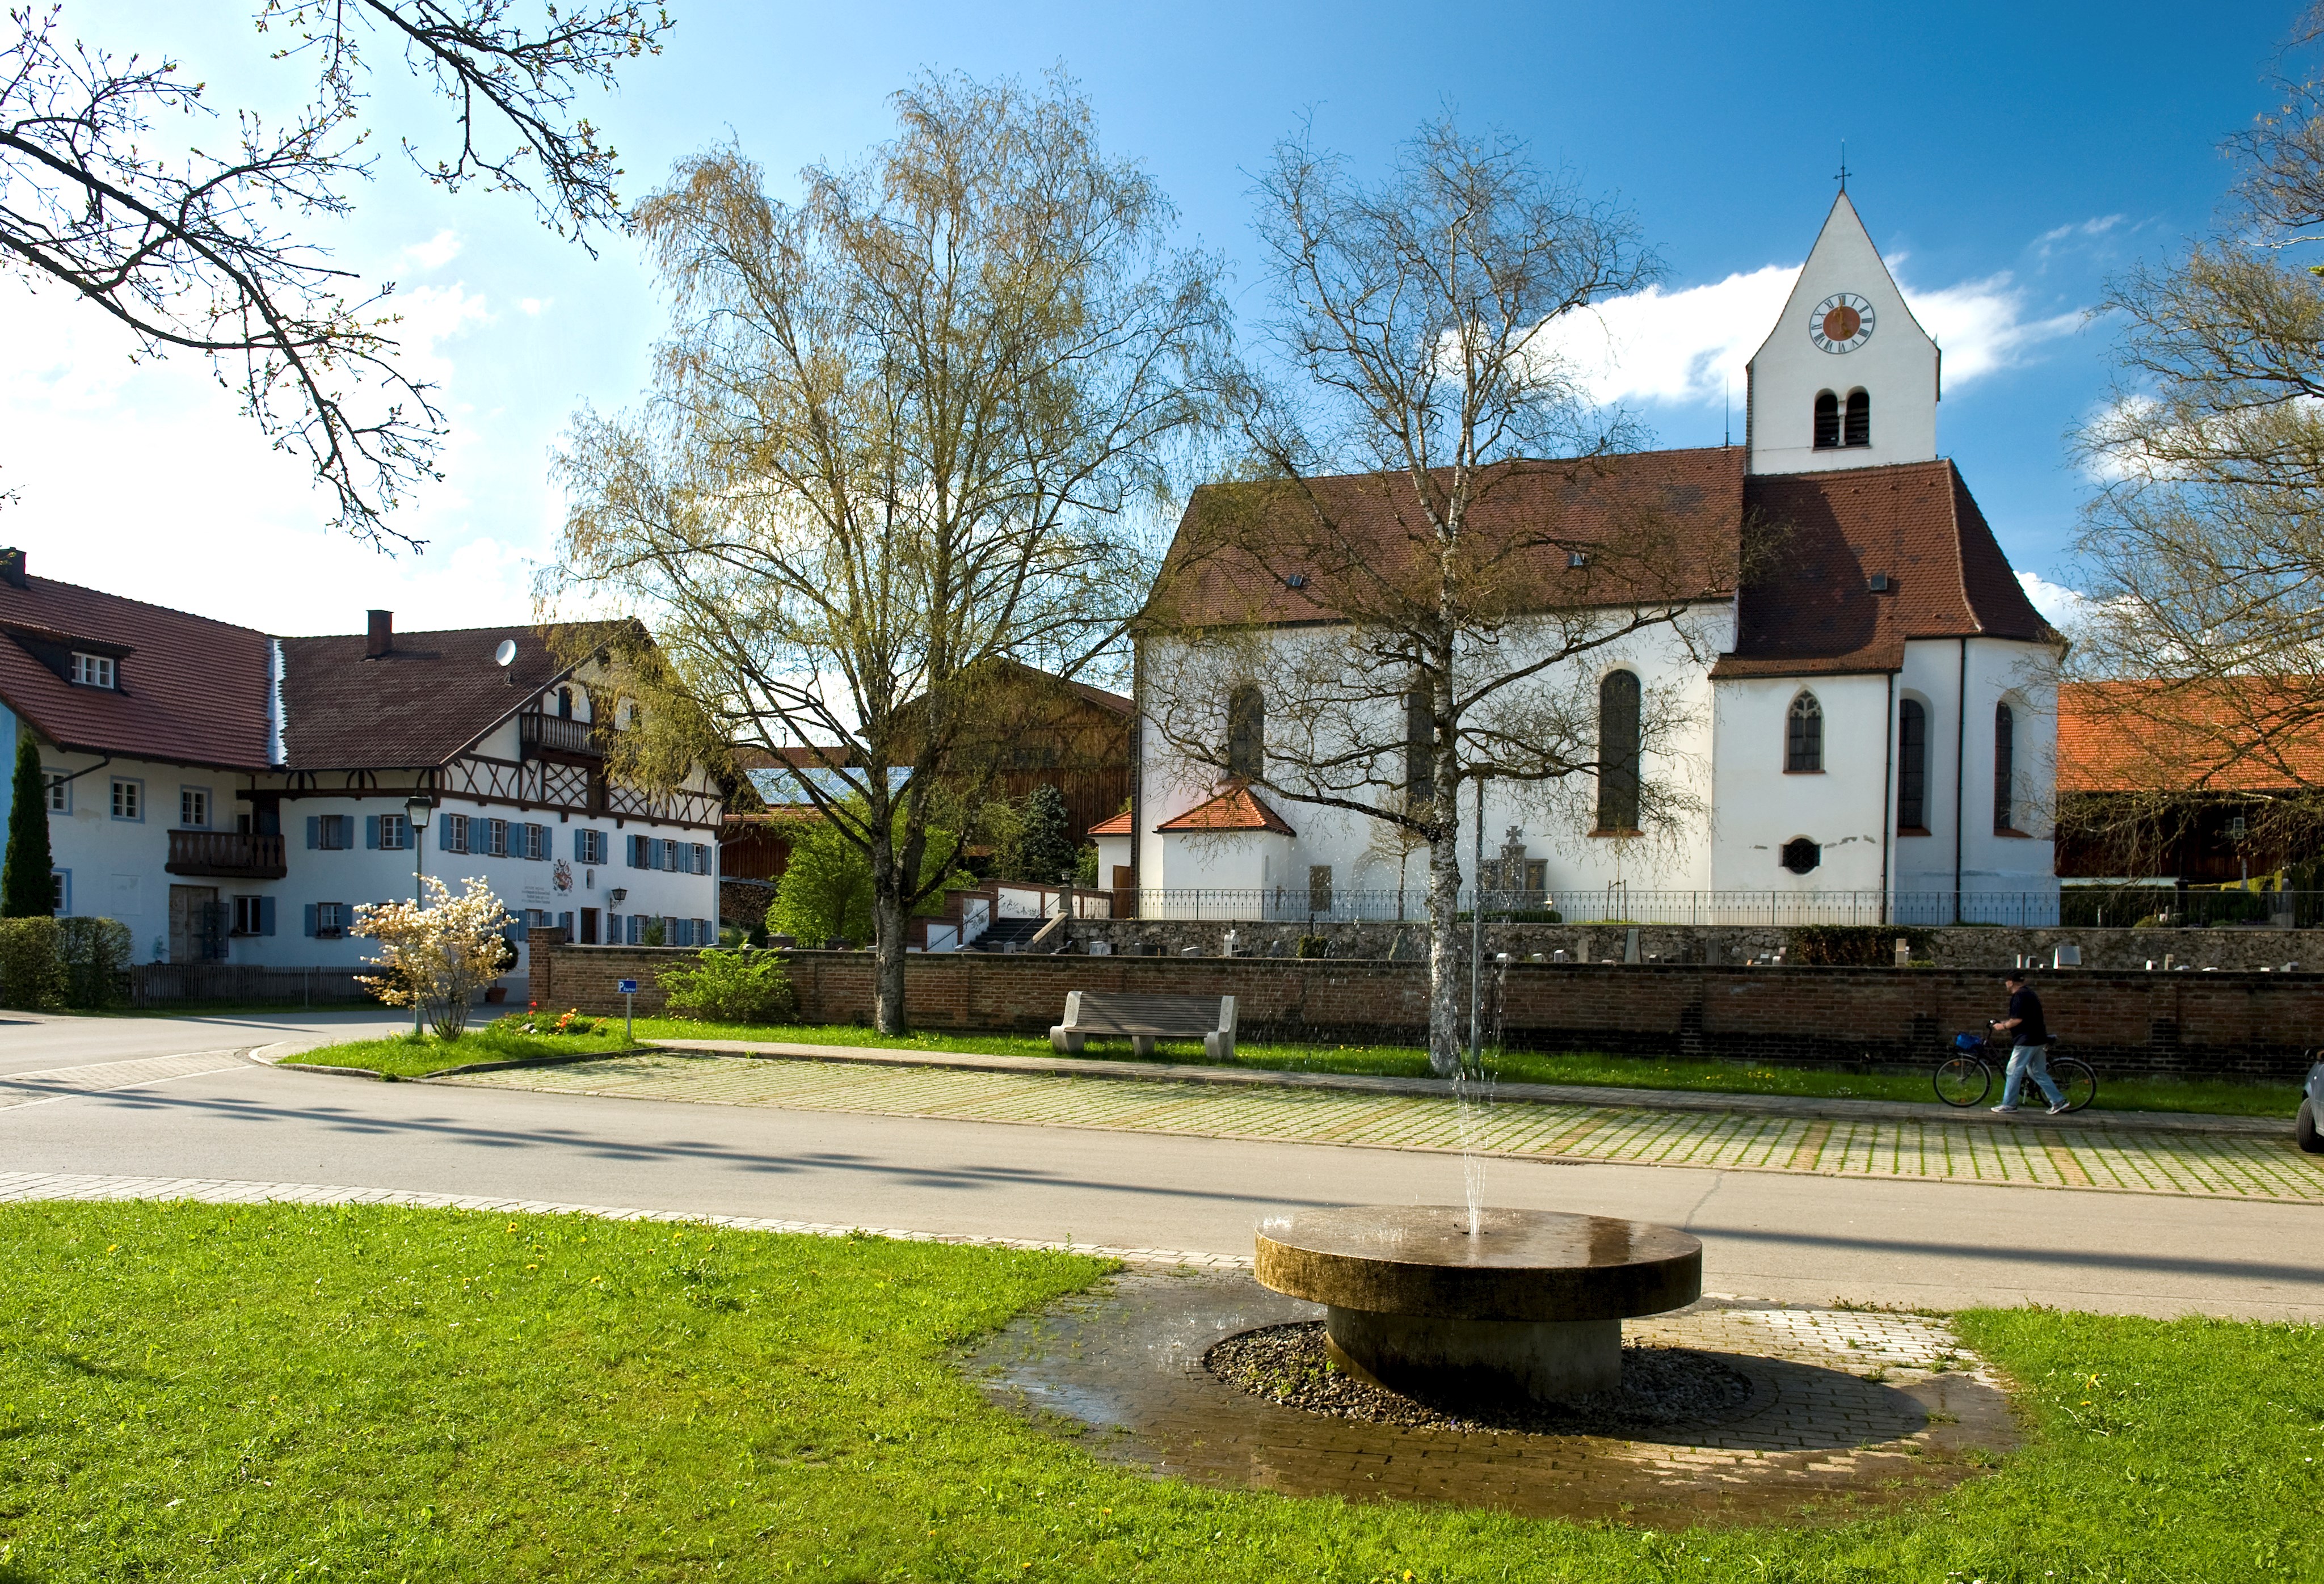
[1123,193,2063,926]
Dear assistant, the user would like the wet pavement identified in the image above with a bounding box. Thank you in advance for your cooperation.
[965,1269,2020,1526]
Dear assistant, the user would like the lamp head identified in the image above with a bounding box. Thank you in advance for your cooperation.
[404,795,435,829]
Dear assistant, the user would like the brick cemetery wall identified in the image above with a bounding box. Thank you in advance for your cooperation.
[531,933,2324,1082]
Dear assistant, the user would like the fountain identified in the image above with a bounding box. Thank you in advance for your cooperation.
[1254,1206,1702,1406]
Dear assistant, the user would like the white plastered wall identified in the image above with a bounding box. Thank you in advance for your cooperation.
[1708,673,1893,891]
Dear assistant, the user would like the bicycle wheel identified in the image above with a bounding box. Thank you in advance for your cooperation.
[1935,1056,1990,1107]
[2048,1056,2097,1114]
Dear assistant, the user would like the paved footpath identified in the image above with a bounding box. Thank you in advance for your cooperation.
[441,1048,2324,1205]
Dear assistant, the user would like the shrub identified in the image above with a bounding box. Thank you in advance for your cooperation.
[1295,934,1328,959]
[352,877,514,1039]
[1786,924,1935,966]
[57,917,132,1009]
[0,916,64,1009]
[658,947,794,1025]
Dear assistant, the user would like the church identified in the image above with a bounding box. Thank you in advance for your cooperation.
[1119,193,2063,926]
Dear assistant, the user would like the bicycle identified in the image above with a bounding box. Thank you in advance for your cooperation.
[1934,1033,2098,1113]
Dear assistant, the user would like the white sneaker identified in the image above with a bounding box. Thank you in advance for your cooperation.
[1989,1105,2019,1114]
[2047,1102,2070,1115]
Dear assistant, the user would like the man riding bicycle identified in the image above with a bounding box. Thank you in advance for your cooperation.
[1990,971,2068,1115]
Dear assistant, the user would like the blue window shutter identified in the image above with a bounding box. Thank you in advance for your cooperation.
[260,898,277,937]
[628,834,642,869]
[302,903,317,937]
[439,816,454,853]
[306,815,319,849]
[365,815,380,849]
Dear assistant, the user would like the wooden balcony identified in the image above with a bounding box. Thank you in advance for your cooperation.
[521,713,603,759]
[166,830,288,879]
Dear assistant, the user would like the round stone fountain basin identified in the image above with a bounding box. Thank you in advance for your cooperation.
[1253,1206,1702,1407]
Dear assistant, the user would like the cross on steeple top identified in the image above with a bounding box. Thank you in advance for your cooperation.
[1835,143,1850,192]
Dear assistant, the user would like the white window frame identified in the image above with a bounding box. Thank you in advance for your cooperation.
[179,786,210,829]
[49,869,68,915]
[43,769,68,814]
[315,900,347,937]
[70,652,114,689]
[380,812,410,851]
[110,777,142,822]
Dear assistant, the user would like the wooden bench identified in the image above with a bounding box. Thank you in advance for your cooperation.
[1050,991,1237,1060]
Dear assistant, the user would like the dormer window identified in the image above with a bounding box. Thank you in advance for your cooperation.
[70,652,114,689]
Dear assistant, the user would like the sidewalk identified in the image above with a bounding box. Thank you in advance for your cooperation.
[643,1038,2288,1139]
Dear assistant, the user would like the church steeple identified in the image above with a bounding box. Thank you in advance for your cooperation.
[1744,193,1939,476]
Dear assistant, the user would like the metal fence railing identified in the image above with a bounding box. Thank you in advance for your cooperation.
[1114,887,2077,928]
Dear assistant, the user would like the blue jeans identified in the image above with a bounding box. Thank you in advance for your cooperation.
[2002,1043,2065,1109]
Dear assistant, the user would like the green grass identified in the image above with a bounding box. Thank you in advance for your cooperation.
[617,1018,2303,1119]
[0,1202,2316,1581]
[290,1024,638,1079]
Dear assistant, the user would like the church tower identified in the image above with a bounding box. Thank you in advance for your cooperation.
[1745,192,1939,476]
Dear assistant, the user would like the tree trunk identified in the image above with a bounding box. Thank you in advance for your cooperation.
[867,819,911,1037]
[1425,819,1463,1076]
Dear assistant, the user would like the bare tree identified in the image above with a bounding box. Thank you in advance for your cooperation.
[1140,118,1729,1075]
[548,70,1230,1034]
[0,1,671,545]
[2065,5,2324,850]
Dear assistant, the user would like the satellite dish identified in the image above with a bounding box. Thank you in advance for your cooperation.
[494,639,517,668]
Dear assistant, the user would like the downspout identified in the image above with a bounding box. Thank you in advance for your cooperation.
[1129,641,1144,909]
[1880,671,1894,926]
[1952,638,1968,925]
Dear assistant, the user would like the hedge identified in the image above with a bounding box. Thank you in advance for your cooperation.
[0,916,133,1010]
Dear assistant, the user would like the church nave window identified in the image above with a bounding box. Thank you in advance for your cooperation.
[1227,684,1265,779]
[1785,691,1824,773]
[1594,669,1642,833]
[1813,390,1841,449]
[1843,387,1871,448]
[1993,702,2017,832]
[1897,698,1929,832]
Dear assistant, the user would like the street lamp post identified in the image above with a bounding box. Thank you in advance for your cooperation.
[405,795,435,1037]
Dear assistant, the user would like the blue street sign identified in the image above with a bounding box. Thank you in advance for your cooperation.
[617,979,638,995]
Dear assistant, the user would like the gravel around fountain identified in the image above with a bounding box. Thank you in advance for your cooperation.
[1205,1320,1753,1435]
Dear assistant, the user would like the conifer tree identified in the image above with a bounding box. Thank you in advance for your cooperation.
[1020,784,1076,885]
[2,736,54,917]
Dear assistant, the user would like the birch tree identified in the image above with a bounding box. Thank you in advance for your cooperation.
[1142,118,1728,1075]
[549,70,1228,1034]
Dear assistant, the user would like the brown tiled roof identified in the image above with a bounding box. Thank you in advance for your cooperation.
[1154,783,1296,835]
[1713,460,2058,679]
[1087,808,1134,836]
[278,624,583,770]
[1151,448,1749,628]
[2058,680,2324,794]
[0,566,272,769]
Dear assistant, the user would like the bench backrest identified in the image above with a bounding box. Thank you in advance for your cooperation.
[1062,990,1235,1037]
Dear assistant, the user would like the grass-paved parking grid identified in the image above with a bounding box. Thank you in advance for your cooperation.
[1,1199,2318,1581]
[440,1053,2324,1204]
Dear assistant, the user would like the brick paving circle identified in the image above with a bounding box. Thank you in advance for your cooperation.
[966,1270,2019,1526]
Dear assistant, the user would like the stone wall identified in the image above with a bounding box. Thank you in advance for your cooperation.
[530,937,2324,1081]
[1063,919,2324,972]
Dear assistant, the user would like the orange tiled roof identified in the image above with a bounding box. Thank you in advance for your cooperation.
[2058,680,2324,794]
[1087,809,1134,836]
[1153,783,1296,836]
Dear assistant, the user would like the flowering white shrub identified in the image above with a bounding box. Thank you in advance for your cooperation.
[353,875,515,1039]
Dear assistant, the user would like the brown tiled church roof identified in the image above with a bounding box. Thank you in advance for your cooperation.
[1147,451,2056,679]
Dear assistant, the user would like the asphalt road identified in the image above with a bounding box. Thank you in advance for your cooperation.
[4,1013,2320,1322]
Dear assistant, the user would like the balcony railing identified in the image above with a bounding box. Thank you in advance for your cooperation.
[165,829,287,879]
[521,713,601,758]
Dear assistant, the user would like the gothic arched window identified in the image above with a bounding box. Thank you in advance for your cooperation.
[1595,669,1642,832]
[1786,692,1823,773]
[1843,387,1871,448]
[1813,390,1841,450]
[1227,684,1265,779]
[1404,687,1433,797]
[1897,698,1928,831]
[1993,702,2016,832]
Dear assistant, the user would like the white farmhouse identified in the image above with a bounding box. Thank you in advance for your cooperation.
[1132,193,2062,925]
[0,558,722,984]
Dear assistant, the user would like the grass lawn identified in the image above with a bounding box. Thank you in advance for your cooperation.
[288,1022,638,1080]
[619,1018,2302,1119]
[0,1202,2315,1582]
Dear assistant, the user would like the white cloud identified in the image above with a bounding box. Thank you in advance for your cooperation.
[2018,571,2090,629]
[1538,248,2086,413]
[518,297,552,317]
[2035,214,2125,262]
[401,229,464,272]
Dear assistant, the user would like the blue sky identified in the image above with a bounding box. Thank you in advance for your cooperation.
[0,1,2299,632]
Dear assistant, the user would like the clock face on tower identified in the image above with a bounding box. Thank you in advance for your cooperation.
[1809,292,1876,353]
